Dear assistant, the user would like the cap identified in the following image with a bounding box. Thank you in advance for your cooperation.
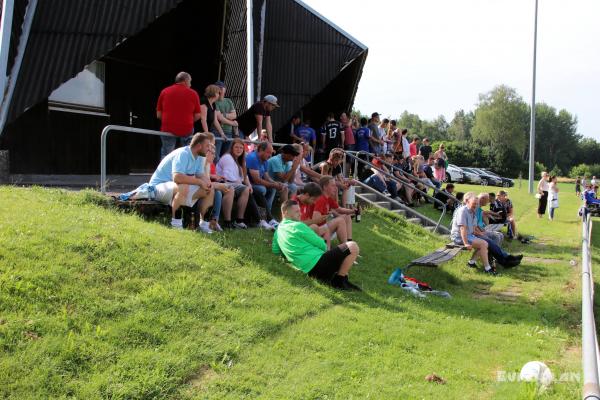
[280,144,300,156]
[214,81,226,88]
[263,94,279,107]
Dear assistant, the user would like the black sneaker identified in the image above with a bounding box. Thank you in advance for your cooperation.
[343,276,362,291]
[466,261,477,269]
[483,267,499,276]
[502,257,521,268]
[330,274,350,290]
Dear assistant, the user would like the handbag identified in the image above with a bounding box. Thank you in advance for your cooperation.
[534,193,542,199]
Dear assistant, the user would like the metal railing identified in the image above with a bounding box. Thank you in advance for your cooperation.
[581,208,600,400]
[100,124,292,194]
[340,151,448,233]
[347,150,461,205]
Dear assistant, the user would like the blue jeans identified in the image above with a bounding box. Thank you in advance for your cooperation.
[211,190,223,221]
[161,134,192,159]
[252,184,275,221]
[364,175,398,198]
[456,234,509,264]
[479,235,509,263]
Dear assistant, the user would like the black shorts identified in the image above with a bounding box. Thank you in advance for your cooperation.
[308,244,351,281]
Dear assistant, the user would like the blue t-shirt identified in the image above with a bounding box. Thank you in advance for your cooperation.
[267,154,292,182]
[149,146,205,185]
[355,127,371,152]
[296,126,316,144]
[246,151,269,183]
[475,207,485,229]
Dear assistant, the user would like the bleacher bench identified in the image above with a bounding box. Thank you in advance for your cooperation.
[405,243,468,270]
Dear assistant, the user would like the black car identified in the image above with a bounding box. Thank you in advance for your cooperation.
[462,167,503,186]
[480,168,515,188]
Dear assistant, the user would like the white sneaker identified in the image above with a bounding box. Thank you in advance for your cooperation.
[171,218,183,230]
[233,221,248,229]
[210,222,223,232]
[259,220,275,230]
[268,219,280,228]
[197,220,214,234]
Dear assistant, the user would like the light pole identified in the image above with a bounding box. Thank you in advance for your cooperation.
[528,0,538,194]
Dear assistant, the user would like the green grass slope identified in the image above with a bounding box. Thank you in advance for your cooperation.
[0,185,583,399]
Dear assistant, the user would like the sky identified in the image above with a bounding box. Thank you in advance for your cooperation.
[301,0,600,140]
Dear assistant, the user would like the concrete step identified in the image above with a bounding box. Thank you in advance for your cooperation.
[406,217,421,225]
[374,201,392,210]
[424,226,436,232]
[391,209,406,216]
[354,186,364,194]
[359,193,378,202]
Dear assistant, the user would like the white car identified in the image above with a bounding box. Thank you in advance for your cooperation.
[445,164,465,183]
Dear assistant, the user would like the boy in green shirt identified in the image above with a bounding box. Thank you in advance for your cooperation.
[272,200,361,290]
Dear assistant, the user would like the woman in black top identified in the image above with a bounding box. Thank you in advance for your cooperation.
[200,85,227,155]
[576,177,582,197]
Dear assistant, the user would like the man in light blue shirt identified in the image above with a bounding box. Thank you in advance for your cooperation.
[149,132,214,230]
[267,144,301,196]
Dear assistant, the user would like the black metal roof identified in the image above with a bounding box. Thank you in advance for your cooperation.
[5,0,183,124]
[2,0,367,135]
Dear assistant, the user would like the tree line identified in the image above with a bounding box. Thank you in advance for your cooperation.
[356,84,599,178]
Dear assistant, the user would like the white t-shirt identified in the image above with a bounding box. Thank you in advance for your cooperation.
[402,136,410,159]
[294,159,309,185]
[216,153,243,184]
[538,178,549,192]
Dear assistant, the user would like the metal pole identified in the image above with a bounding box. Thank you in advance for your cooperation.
[528,0,538,194]
[581,211,600,399]
[0,0,14,99]
[246,0,254,108]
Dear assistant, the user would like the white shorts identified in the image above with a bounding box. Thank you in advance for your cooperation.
[154,182,200,207]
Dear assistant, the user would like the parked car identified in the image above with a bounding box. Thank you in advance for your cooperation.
[457,166,482,184]
[481,168,515,187]
[462,167,503,186]
[445,164,465,183]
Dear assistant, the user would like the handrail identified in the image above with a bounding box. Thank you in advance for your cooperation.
[349,150,461,204]
[354,180,449,234]
[100,124,291,194]
[341,151,448,233]
[581,208,600,400]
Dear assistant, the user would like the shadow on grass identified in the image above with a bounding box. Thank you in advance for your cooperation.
[205,225,577,338]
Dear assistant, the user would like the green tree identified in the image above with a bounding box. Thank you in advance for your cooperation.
[471,85,529,158]
[397,111,423,137]
[533,104,580,173]
[448,110,474,141]
[577,137,600,165]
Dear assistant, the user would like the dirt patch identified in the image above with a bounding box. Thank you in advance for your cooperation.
[186,365,218,390]
[523,256,564,265]
[473,285,522,302]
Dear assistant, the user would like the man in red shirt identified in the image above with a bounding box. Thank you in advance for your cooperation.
[292,182,345,249]
[409,136,421,157]
[156,71,202,159]
[312,176,356,243]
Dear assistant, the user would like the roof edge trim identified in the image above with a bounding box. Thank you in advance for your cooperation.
[293,0,368,51]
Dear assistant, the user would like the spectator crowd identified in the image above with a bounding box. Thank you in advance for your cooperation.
[144,71,532,288]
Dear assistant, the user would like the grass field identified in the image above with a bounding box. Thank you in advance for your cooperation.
[0,182,586,399]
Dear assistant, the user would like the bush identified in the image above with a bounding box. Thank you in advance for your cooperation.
[569,163,600,179]
[549,165,563,178]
